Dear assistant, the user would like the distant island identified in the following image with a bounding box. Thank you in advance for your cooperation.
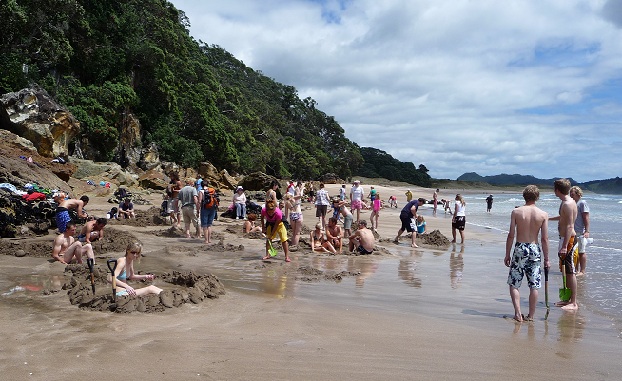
[454,172,622,194]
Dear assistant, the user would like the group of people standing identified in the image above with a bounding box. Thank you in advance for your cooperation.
[504,179,590,322]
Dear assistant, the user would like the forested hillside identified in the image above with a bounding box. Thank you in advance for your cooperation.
[0,0,430,185]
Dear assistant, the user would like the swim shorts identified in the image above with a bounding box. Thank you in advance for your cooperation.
[399,212,414,233]
[351,200,362,210]
[507,242,542,289]
[558,236,576,274]
[452,216,466,231]
[577,235,588,254]
[357,245,373,255]
[55,207,71,233]
[267,222,288,243]
[315,205,328,218]
[343,214,353,230]
[290,212,302,221]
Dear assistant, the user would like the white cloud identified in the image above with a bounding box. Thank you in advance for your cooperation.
[170,0,622,182]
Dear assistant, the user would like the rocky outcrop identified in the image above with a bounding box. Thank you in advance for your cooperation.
[70,157,138,186]
[138,142,161,171]
[238,172,279,192]
[0,130,74,189]
[320,173,343,184]
[0,86,80,158]
[138,169,168,190]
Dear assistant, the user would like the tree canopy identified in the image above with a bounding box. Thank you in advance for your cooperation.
[1,0,429,186]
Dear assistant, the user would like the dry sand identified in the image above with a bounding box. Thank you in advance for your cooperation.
[0,182,620,380]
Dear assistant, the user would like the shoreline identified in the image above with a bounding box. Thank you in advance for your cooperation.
[1,182,620,380]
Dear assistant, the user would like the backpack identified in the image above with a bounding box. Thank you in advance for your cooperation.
[160,200,169,217]
[202,187,219,209]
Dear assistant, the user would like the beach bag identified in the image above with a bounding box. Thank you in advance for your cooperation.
[160,200,169,217]
[202,187,219,209]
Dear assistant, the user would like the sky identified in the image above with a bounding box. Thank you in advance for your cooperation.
[168,0,622,182]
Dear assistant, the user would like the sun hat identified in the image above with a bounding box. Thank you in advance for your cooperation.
[236,186,244,191]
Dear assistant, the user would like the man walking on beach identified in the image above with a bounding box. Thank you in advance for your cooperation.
[178,178,200,239]
[551,179,578,311]
[433,189,439,215]
[504,185,549,322]
[486,194,493,213]
[570,186,590,276]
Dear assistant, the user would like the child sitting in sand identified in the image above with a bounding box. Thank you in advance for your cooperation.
[108,242,163,297]
[243,213,263,234]
[416,215,426,235]
[310,223,337,254]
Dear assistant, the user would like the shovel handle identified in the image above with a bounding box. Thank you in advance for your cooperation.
[107,259,117,302]
[87,258,95,293]
[544,265,549,282]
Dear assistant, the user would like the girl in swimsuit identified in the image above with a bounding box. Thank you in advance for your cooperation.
[310,223,337,254]
[109,242,163,297]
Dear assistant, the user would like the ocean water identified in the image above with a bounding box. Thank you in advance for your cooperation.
[462,191,622,323]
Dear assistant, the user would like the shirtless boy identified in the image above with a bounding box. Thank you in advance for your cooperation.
[325,217,343,254]
[78,217,107,245]
[51,222,84,264]
[550,178,579,310]
[504,185,549,322]
[55,196,89,233]
[349,220,375,254]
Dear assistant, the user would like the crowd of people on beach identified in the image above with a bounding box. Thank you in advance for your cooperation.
[47,173,591,320]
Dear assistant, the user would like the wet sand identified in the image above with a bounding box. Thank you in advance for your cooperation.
[1,184,620,380]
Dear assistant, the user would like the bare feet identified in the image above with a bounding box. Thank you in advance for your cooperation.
[411,243,419,248]
[451,240,456,243]
[203,240,210,244]
[262,255,270,260]
[560,303,578,311]
[576,271,585,277]
[513,314,523,322]
[285,257,291,262]
[555,301,570,307]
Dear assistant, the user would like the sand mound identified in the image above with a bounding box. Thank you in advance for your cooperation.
[63,267,226,313]
[297,265,360,282]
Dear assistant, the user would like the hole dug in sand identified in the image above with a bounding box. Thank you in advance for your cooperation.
[63,267,225,313]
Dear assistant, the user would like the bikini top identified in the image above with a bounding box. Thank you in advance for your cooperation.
[116,268,127,281]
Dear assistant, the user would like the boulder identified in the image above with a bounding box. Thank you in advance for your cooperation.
[138,169,168,190]
[220,169,238,189]
[0,86,80,158]
[0,131,73,190]
[70,157,137,186]
[320,173,343,184]
[138,142,161,171]
[238,172,279,192]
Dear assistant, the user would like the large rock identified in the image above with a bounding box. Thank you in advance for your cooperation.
[138,169,168,190]
[69,157,138,186]
[138,142,161,171]
[0,130,73,190]
[238,172,279,192]
[0,86,80,158]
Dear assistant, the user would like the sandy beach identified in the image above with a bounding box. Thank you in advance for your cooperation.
[0,182,620,380]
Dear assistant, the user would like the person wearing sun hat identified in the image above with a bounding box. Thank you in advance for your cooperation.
[233,185,247,220]
[349,180,364,225]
